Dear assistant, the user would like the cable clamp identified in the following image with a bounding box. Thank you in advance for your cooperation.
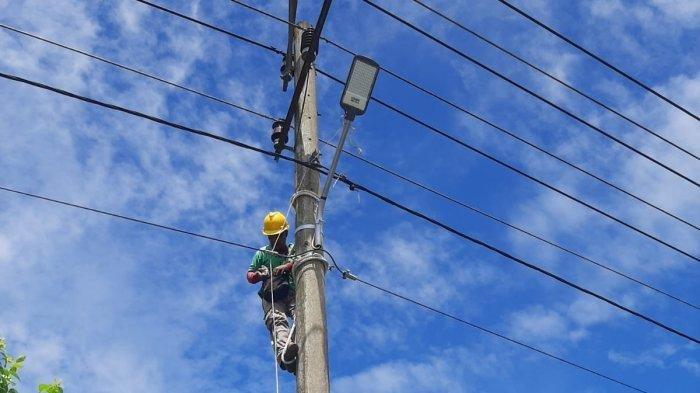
[337,173,355,191]
[341,270,358,281]
[294,224,316,235]
[290,190,320,207]
[292,252,328,275]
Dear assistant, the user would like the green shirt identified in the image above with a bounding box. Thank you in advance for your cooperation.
[248,244,295,293]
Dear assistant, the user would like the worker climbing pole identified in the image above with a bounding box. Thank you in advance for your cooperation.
[250,1,379,391]
[247,212,299,374]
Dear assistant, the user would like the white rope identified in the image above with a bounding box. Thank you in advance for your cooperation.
[267,72,315,392]
[268,164,311,393]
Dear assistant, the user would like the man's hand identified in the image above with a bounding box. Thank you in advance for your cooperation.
[246,266,269,284]
[257,266,270,279]
[273,262,293,276]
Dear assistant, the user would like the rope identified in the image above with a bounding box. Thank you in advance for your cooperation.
[266,72,313,391]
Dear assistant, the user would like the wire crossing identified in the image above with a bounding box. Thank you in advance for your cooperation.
[5,22,692,311]
[0,186,647,393]
[318,68,700,264]
[495,0,700,122]
[2,70,696,344]
[363,0,700,188]
[410,0,700,160]
[176,1,699,262]
[226,0,699,231]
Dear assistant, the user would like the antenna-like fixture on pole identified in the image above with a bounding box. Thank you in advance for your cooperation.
[314,55,379,248]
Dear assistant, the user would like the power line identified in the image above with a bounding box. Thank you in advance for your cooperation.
[0,186,648,393]
[318,67,700,265]
[319,139,700,311]
[226,0,700,232]
[0,24,278,123]
[362,0,700,189]
[0,186,260,252]
[134,0,285,56]
[343,275,649,392]
[2,70,696,343]
[495,0,700,122]
[4,22,691,311]
[410,0,700,161]
[222,2,700,249]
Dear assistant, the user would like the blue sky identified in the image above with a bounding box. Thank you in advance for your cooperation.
[0,0,698,392]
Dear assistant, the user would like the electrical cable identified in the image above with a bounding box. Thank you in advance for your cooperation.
[317,68,700,264]
[0,186,260,251]
[410,0,700,160]
[134,0,285,56]
[0,185,648,393]
[318,138,700,311]
[495,0,700,122]
[1,70,696,343]
[225,1,699,231]
[339,271,650,392]
[362,0,700,189]
[4,22,691,310]
[220,3,700,241]
[140,0,700,261]
[0,24,278,123]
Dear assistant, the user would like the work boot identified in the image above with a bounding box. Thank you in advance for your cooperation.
[283,343,299,363]
[280,343,298,374]
[285,358,297,375]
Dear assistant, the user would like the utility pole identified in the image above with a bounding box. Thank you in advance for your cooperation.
[291,21,330,393]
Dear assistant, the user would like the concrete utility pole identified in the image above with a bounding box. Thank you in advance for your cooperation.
[291,21,330,393]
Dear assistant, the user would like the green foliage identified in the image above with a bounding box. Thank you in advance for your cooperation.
[37,381,63,393]
[1,338,24,393]
[0,338,63,393]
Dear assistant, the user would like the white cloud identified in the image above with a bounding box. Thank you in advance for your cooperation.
[608,343,678,368]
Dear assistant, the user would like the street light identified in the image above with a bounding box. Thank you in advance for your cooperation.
[340,55,380,120]
[314,55,379,248]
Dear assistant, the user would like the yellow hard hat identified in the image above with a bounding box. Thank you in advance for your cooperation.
[262,211,289,236]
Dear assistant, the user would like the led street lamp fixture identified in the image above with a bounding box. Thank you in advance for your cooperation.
[340,55,379,120]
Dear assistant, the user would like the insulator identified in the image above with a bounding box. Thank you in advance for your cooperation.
[271,120,288,150]
[300,28,317,63]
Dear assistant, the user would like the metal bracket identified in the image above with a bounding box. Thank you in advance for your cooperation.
[294,224,316,236]
[291,252,329,276]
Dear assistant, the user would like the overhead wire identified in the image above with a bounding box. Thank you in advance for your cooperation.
[336,273,650,393]
[134,0,285,56]
[362,0,700,189]
[3,22,693,310]
[318,68,700,264]
[222,2,700,250]
[231,0,698,162]
[1,70,697,344]
[495,0,700,122]
[0,185,647,393]
[410,0,699,160]
[0,24,278,123]
[318,139,700,311]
